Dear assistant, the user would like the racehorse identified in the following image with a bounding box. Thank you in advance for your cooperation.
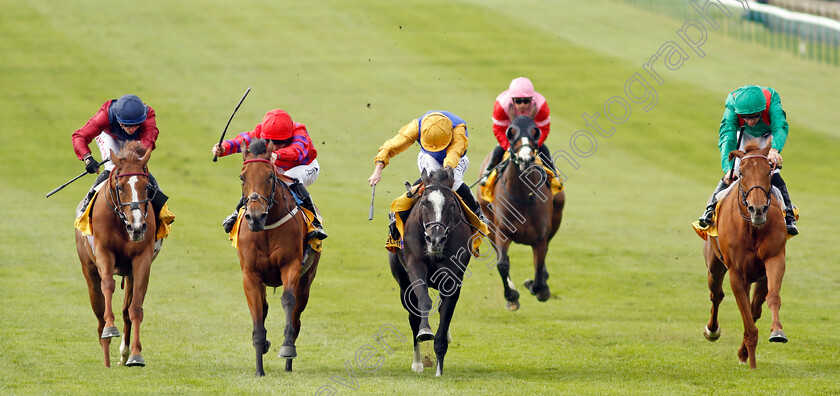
[74,141,158,367]
[388,167,472,376]
[478,115,565,310]
[702,139,788,369]
[235,138,320,377]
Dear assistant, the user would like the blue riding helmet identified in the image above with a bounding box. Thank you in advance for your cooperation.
[113,94,148,125]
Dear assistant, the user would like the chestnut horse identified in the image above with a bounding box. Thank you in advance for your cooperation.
[702,140,788,369]
[478,116,565,310]
[236,139,320,377]
[74,141,158,367]
[388,167,472,376]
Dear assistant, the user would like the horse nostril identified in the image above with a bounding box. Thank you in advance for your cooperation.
[748,206,755,214]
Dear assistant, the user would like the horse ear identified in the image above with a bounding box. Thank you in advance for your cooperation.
[421,168,430,184]
[532,127,541,143]
[266,140,275,157]
[139,147,151,166]
[728,149,746,163]
[443,168,455,188]
[109,149,120,167]
[762,136,773,155]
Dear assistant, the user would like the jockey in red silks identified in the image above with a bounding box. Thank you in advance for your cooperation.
[212,109,327,240]
[72,94,168,216]
[697,85,798,235]
[480,77,555,185]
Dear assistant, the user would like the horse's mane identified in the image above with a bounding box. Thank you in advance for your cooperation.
[426,168,453,187]
[247,138,269,156]
[118,141,148,162]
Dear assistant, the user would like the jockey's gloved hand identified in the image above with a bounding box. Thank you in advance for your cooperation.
[83,154,100,174]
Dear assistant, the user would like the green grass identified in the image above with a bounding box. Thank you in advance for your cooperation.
[2,0,839,394]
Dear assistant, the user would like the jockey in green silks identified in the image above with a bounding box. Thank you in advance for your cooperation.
[697,85,798,235]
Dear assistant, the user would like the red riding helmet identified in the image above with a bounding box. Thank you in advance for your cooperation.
[260,109,294,140]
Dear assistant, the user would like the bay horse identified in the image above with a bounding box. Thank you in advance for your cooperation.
[74,141,158,367]
[236,138,320,377]
[388,167,472,376]
[478,115,565,311]
[702,139,788,369]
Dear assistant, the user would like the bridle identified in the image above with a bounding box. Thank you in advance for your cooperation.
[108,169,154,226]
[242,159,279,215]
[507,125,538,168]
[736,154,775,221]
[420,185,465,243]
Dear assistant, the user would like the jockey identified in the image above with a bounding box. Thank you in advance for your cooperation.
[698,85,798,235]
[368,111,486,223]
[72,94,168,216]
[480,77,555,185]
[212,109,327,240]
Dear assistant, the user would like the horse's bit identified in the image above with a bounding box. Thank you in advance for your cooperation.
[421,186,465,242]
[109,170,155,225]
[242,159,279,215]
[737,154,775,221]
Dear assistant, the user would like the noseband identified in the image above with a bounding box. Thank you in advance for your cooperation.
[508,128,537,166]
[110,171,154,225]
[242,159,278,214]
[737,154,775,221]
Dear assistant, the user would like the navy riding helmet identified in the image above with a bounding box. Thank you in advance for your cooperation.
[113,94,148,125]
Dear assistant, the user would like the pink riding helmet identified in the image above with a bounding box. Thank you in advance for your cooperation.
[508,77,535,98]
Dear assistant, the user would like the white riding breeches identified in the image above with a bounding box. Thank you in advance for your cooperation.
[93,132,128,172]
[732,132,780,175]
[416,152,469,190]
[278,159,320,187]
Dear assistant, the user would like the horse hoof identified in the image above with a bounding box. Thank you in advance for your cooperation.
[263,339,271,355]
[125,355,145,367]
[769,330,788,343]
[738,358,748,365]
[101,326,120,339]
[536,289,551,302]
[704,325,721,342]
[278,345,297,359]
[505,300,520,311]
[416,328,434,342]
[411,361,424,373]
[524,279,535,294]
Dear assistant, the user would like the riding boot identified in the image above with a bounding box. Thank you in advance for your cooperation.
[479,145,505,186]
[79,170,111,213]
[456,183,488,223]
[147,173,169,216]
[698,177,729,228]
[222,196,245,233]
[289,180,328,240]
[771,173,799,235]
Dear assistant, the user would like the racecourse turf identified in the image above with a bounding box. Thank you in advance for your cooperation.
[1,0,839,394]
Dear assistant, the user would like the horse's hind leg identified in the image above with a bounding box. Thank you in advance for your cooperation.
[526,241,551,302]
[119,276,134,366]
[494,239,519,311]
[81,258,111,367]
[287,260,318,372]
[704,240,726,342]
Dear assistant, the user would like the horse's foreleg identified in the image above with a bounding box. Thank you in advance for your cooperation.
[729,270,759,369]
[750,279,768,323]
[433,288,461,377]
[494,238,519,311]
[126,260,151,367]
[704,240,727,342]
[527,241,551,302]
[242,272,268,377]
[119,275,134,366]
[81,259,111,367]
[95,252,119,336]
[764,255,788,343]
[405,261,434,340]
[279,263,301,363]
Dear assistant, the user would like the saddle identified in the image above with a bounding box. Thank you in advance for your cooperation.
[385,183,488,257]
[691,185,798,241]
[479,152,563,203]
[74,190,175,242]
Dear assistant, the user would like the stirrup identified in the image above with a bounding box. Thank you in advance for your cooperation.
[785,215,798,236]
[307,228,328,241]
[698,206,715,228]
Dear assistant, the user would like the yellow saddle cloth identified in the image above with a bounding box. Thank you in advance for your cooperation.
[74,190,175,241]
[479,152,564,203]
[691,202,799,241]
[229,206,323,252]
[385,188,489,257]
